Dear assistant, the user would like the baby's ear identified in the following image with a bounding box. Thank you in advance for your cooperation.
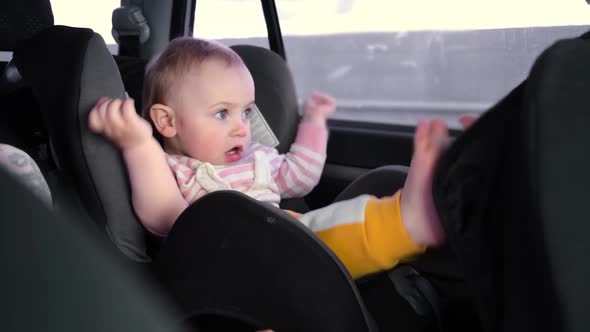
[149,104,177,138]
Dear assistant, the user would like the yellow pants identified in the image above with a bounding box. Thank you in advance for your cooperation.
[288,191,425,279]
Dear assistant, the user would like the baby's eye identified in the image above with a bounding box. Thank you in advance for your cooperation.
[242,107,253,120]
[214,109,228,120]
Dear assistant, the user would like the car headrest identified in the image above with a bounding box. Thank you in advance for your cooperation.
[230,45,300,154]
[0,0,53,51]
[13,25,151,262]
[433,35,590,332]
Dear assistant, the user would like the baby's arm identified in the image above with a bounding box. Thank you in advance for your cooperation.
[88,98,187,236]
[273,92,334,198]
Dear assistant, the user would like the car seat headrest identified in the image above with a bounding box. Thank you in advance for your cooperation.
[0,0,53,51]
[230,45,300,154]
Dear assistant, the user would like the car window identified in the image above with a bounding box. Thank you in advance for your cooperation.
[273,0,590,128]
[276,0,590,127]
[187,1,590,128]
[51,0,120,53]
[192,0,269,49]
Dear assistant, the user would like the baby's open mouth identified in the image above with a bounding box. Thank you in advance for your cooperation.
[226,145,243,155]
[225,145,244,162]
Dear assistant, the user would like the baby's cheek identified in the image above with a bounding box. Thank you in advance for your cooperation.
[176,117,187,131]
[201,132,225,151]
[202,138,226,163]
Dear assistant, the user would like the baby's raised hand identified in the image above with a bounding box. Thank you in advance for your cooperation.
[302,91,335,125]
[88,97,153,151]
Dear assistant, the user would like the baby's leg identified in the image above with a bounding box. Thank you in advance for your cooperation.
[400,120,449,247]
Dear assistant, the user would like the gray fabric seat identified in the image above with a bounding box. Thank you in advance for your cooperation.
[14,26,152,261]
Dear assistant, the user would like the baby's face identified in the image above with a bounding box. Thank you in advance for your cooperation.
[170,58,255,165]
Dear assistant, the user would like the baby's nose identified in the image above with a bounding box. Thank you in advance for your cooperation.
[231,120,248,136]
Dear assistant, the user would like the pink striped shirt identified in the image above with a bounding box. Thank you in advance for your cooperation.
[166,122,328,207]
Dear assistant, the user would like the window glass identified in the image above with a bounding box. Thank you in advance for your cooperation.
[276,0,590,127]
[193,0,269,48]
[51,0,120,53]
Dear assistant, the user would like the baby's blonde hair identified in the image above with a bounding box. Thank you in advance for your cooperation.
[142,37,244,142]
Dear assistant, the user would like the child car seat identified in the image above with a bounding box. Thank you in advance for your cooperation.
[13,23,468,331]
[13,25,380,332]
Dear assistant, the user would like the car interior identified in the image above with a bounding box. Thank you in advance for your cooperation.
[2,0,590,331]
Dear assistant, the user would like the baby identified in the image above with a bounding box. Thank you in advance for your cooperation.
[88,37,449,279]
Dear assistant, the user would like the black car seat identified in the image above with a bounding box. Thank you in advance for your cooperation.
[433,35,590,332]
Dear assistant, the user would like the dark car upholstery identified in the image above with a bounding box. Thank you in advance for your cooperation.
[434,36,590,332]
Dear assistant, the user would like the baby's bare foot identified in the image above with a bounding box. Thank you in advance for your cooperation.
[459,114,478,129]
[401,119,449,247]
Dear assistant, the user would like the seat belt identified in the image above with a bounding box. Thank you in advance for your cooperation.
[117,35,140,57]
[111,5,150,57]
